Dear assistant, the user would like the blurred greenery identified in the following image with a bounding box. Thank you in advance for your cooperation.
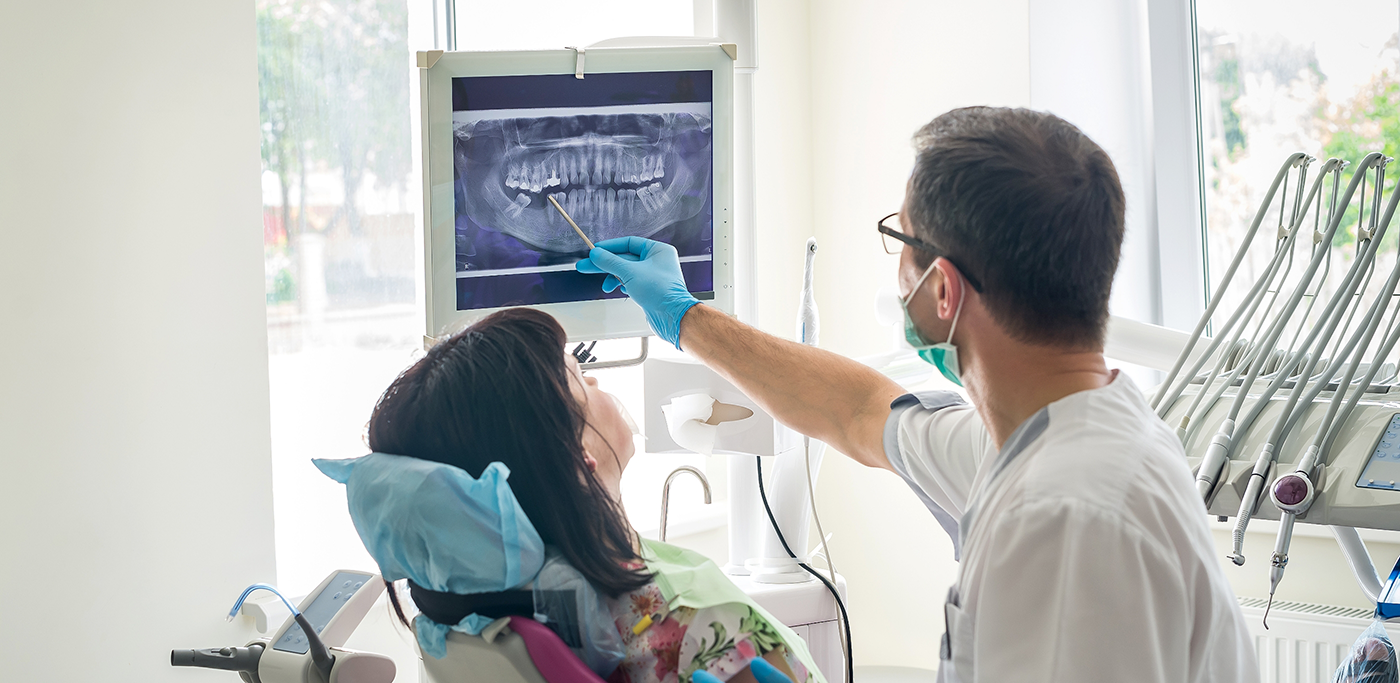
[268,269,297,304]
[256,0,412,269]
[1216,55,1247,160]
[1321,67,1400,252]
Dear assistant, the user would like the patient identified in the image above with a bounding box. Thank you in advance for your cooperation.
[342,308,822,683]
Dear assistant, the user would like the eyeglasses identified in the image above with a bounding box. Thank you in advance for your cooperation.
[876,212,984,292]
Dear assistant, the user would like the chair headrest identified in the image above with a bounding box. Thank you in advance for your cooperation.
[314,453,545,596]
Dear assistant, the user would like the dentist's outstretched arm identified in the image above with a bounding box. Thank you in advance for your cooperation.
[578,237,903,470]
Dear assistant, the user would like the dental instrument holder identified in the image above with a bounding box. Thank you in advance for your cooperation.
[172,570,395,683]
[642,356,814,583]
[1156,152,1400,616]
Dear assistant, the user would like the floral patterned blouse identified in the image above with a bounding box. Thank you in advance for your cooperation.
[603,571,814,683]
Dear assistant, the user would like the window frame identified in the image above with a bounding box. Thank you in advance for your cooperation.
[1148,0,1211,332]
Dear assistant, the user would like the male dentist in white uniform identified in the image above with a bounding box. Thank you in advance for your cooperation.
[577,107,1257,682]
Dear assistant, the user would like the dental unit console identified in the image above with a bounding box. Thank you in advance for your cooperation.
[171,570,395,683]
[1147,150,1400,621]
[416,44,737,343]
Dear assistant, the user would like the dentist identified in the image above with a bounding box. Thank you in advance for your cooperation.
[577,107,1256,682]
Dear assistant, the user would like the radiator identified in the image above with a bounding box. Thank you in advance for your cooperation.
[1236,597,1394,683]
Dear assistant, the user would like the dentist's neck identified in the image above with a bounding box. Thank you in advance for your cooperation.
[960,315,1112,448]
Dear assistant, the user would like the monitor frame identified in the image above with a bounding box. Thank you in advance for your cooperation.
[418,45,736,343]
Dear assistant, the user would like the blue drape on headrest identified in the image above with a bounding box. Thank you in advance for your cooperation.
[315,453,622,672]
[313,453,546,596]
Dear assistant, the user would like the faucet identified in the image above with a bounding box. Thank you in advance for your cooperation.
[659,466,712,542]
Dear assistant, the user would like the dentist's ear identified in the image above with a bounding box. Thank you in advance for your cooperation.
[933,257,967,321]
[584,454,599,472]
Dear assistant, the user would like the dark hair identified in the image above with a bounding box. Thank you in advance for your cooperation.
[369,308,650,626]
[906,106,1125,348]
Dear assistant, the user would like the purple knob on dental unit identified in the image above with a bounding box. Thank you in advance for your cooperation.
[1272,475,1310,509]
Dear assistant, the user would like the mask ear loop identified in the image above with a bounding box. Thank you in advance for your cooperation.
[946,273,967,344]
[903,259,940,305]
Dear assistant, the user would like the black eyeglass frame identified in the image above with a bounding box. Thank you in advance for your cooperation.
[877,212,984,292]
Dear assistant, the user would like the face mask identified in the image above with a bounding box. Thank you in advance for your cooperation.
[900,260,966,387]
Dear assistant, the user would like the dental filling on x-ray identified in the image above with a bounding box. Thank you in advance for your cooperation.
[451,71,715,310]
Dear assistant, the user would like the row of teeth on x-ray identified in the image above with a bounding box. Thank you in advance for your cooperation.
[508,184,668,223]
[504,154,665,193]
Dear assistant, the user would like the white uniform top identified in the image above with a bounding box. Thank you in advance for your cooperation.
[885,372,1258,683]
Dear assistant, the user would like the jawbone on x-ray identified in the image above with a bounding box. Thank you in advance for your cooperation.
[454,110,712,254]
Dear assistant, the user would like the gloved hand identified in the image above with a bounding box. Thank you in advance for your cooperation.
[691,657,795,683]
[574,237,701,349]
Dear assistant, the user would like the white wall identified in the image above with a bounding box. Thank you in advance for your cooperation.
[1213,527,1400,611]
[752,0,1033,671]
[1029,0,1163,329]
[0,2,277,681]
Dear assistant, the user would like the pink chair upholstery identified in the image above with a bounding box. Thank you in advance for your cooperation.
[506,616,609,683]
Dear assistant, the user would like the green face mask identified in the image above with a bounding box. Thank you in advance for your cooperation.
[901,260,965,387]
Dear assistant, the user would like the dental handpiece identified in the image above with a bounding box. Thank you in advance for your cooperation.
[1264,512,1295,629]
[1231,181,1398,538]
[1154,153,1310,411]
[1194,155,1383,501]
[1260,157,1396,602]
[798,238,818,346]
[1231,240,1399,564]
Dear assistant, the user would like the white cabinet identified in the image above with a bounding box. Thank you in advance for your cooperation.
[733,574,848,683]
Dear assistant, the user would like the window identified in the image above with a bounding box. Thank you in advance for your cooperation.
[259,0,711,595]
[258,0,422,594]
[453,0,693,52]
[1195,0,1400,321]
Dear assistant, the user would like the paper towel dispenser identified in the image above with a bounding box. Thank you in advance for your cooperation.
[643,356,801,457]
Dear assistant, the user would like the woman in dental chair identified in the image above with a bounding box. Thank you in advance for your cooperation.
[315,308,822,683]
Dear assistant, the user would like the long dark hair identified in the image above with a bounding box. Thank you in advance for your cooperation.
[370,308,650,623]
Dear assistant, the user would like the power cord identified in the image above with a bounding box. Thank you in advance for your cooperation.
[756,457,854,683]
[803,436,845,664]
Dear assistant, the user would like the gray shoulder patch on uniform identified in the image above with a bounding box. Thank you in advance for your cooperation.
[891,390,967,412]
[885,391,970,560]
[884,391,967,476]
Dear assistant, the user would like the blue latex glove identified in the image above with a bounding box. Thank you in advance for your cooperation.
[690,657,794,683]
[574,237,701,349]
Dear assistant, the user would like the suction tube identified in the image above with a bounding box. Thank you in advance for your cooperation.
[1193,154,1383,501]
[1176,160,1331,444]
[1261,156,1394,613]
[1153,153,1309,410]
[1230,163,1399,562]
[171,644,265,673]
[1157,156,1319,421]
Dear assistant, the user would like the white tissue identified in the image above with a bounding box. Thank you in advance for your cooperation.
[661,393,718,455]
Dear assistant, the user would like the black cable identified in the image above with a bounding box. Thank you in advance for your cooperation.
[294,612,336,680]
[756,456,854,683]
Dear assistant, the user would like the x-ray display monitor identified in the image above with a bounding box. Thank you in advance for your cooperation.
[452,71,714,310]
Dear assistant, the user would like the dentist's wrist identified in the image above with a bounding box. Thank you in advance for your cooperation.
[674,301,710,353]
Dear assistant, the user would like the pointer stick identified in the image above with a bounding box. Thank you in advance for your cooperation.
[547,195,595,250]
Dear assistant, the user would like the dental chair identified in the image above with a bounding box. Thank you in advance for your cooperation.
[420,615,608,683]
[313,455,618,683]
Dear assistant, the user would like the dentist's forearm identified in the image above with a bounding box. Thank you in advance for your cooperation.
[677,304,903,470]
